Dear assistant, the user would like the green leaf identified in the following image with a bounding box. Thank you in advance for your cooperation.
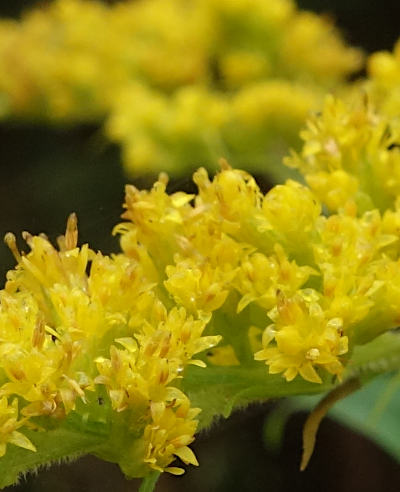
[183,365,335,429]
[345,332,400,381]
[0,424,107,489]
[332,374,400,460]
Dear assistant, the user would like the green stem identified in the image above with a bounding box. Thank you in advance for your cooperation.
[139,472,161,492]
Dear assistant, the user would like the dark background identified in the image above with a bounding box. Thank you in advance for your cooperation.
[2,0,399,52]
[0,1,399,491]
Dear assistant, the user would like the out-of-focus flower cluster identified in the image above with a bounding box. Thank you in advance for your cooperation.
[367,39,400,118]
[0,0,362,175]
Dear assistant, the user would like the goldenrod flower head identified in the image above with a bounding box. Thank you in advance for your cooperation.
[235,245,316,313]
[165,257,233,315]
[285,94,400,213]
[279,11,362,81]
[232,81,318,129]
[262,180,321,250]
[192,165,263,235]
[255,292,348,383]
[0,214,223,477]
[142,396,200,475]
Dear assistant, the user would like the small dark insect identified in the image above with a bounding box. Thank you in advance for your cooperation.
[97,397,104,406]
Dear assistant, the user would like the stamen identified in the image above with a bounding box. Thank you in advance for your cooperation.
[4,233,21,262]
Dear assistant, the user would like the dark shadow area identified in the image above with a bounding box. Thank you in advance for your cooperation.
[0,123,126,277]
[298,0,400,52]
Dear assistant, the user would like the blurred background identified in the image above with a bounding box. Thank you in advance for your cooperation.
[0,1,399,491]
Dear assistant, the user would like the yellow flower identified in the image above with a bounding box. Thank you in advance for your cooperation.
[285,94,400,213]
[0,397,36,457]
[142,392,200,475]
[3,155,400,480]
[235,244,316,313]
[280,11,362,82]
[115,163,400,384]
[95,306,220,473]
[165,257,233,315]
[232,80,318,128]
[255,293,348,383]
[261,179,321,257]
[0,213,223,475]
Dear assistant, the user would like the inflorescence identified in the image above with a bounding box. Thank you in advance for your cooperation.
[0,0,400,486]
[1,93,400,476]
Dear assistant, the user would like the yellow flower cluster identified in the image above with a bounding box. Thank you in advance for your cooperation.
[0,0,362,175]
[283,37,400,213]
[285,93,400,213]
[1,157,400,474]
[115,163,400,386]
[106,80,321,175]
[0,215,220,475]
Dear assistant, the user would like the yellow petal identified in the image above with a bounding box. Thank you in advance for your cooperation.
[299,363,322,384]
[8,431,37,452]
[115,337,138,353]
[165,467,185,475]
[150,401,165,422]
[174,446,199,466]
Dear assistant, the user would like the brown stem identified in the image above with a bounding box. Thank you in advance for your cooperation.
[300,377,361,471]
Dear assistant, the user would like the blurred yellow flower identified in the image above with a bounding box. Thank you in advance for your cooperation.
[0,0,363,176]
